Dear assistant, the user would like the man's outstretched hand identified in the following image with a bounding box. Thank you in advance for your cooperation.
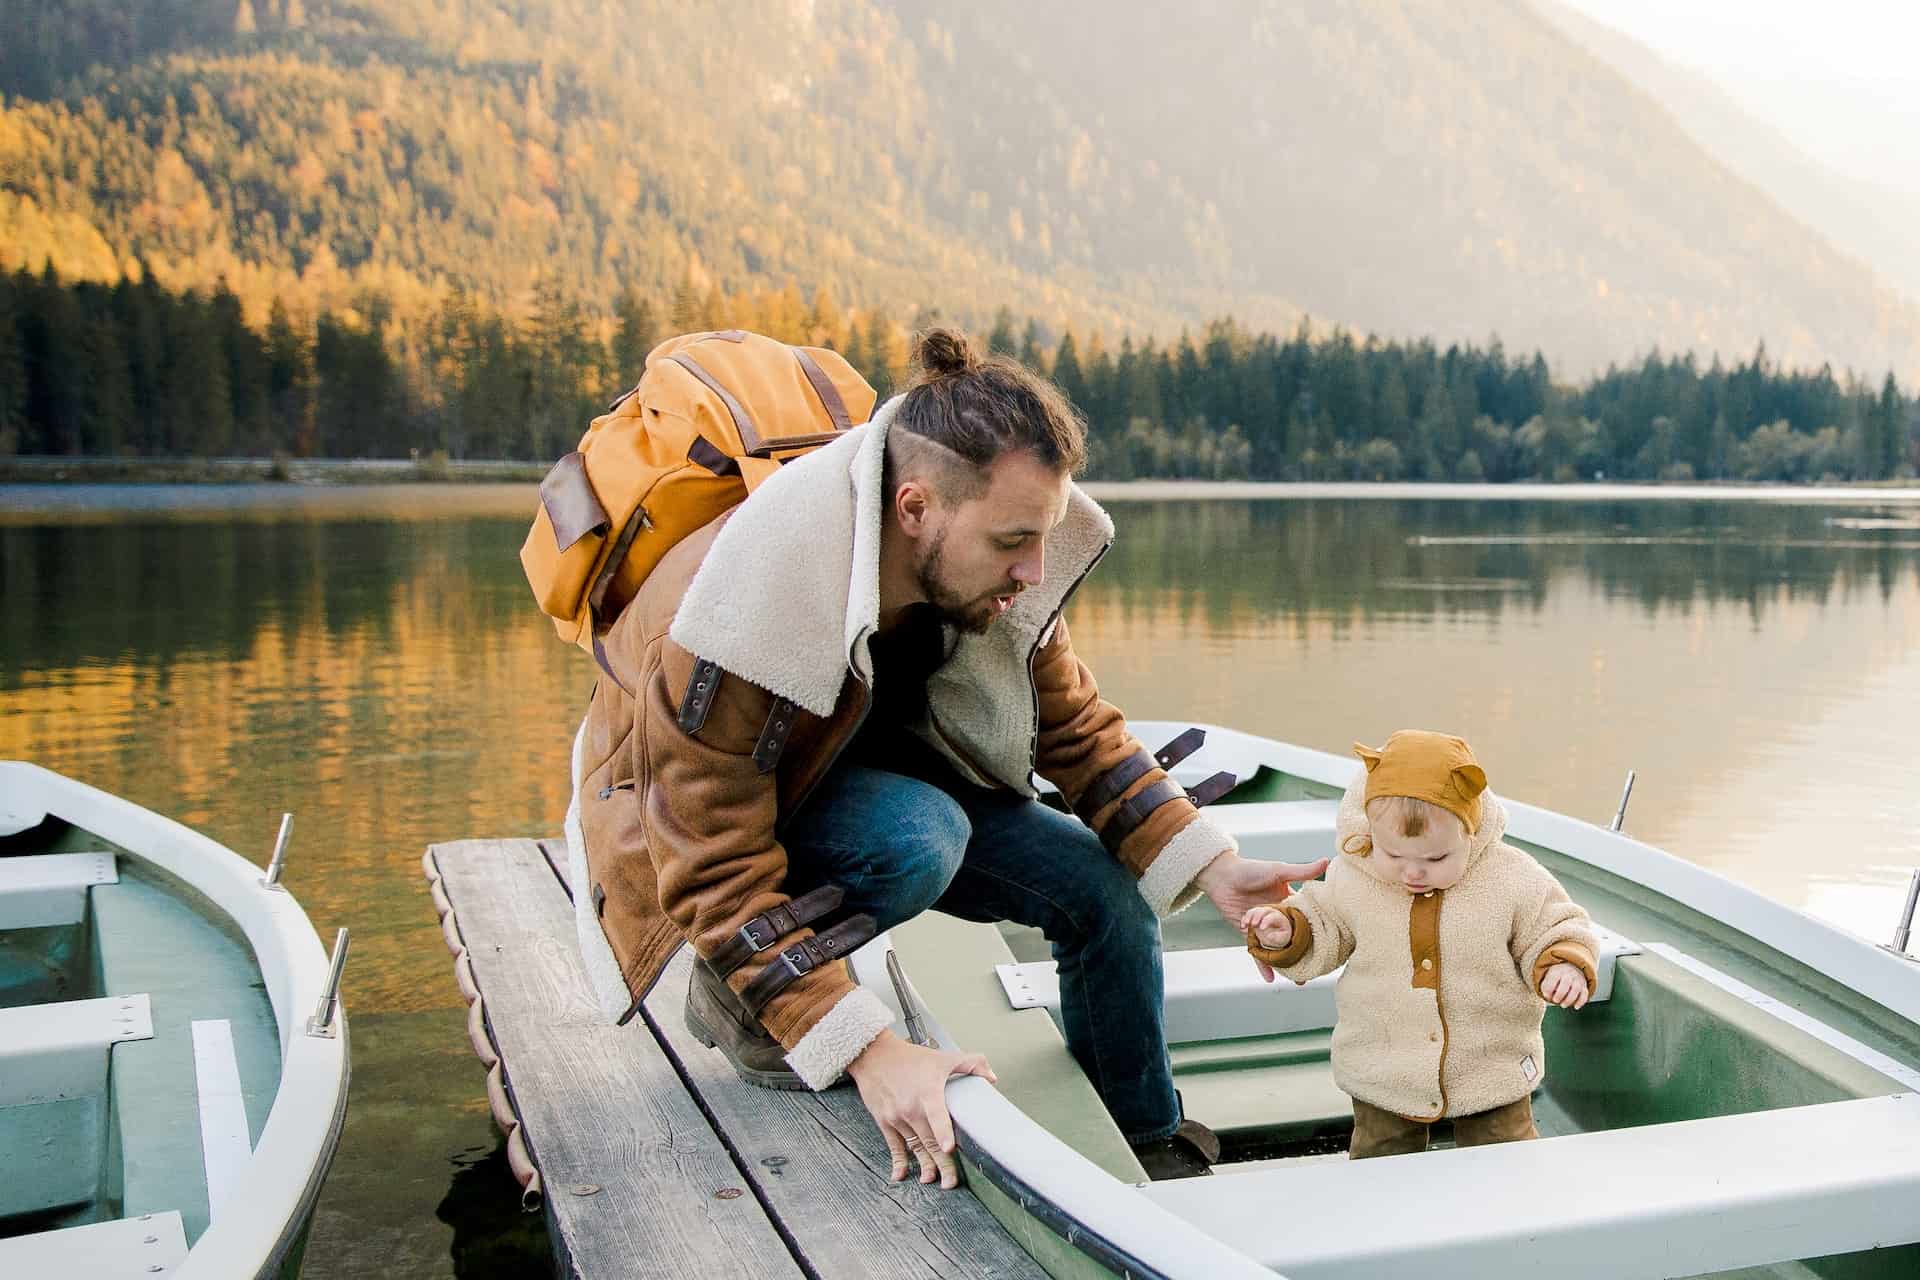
[1196,849,1329,931]
[847,1029,996,1189]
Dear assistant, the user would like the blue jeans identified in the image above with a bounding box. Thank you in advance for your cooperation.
[781,737,1180,1144]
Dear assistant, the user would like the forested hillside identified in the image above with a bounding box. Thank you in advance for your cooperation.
[5,0,1920,380]
[4,0,1917,480]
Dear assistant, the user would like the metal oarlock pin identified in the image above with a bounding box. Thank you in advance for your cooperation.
[1890,869,1920,957]
[1609,771,1636,834]
[307,927,351,1037]
[262,812,294,890]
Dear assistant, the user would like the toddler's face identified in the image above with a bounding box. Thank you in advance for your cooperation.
[1369,814,1470,892]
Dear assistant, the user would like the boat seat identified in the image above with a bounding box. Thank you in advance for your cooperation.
[0,994,154,1218]
[1036,778,1342,866]
[999,927,1639,1138]
[0,852,118,928]
[1140,1093,1920,1279]
[1205,800,1340,864]
[0,994,156,1108]
[0,1209,188,1277]
[995,925,1641,1043]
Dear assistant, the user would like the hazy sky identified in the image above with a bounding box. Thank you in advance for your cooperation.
[1556,0,1920,195]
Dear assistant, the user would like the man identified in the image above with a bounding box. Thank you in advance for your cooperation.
[567,328,1326,1187]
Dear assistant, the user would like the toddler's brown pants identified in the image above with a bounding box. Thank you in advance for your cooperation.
[1349,1095,1538,1159]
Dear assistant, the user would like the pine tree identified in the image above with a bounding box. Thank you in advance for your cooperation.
[806,286,843,350]
[266,298,314,455]
[160,291,232,456]
[213,284,268,452]
[26,265,84,456]
[77,295,133,456]
[1052,331,1088,411]
[1878,373,1906,477]
[0,274,25,455]
[1017,320,1046,374]
[986,307,1017,357]
[611,287,659,378]
[841,315,870,387]
[120,273,168,454]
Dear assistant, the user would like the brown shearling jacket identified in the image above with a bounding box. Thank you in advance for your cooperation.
[570,401,1238,1085]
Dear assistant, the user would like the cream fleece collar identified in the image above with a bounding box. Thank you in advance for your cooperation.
[1334,768,1510,887]
[668,395,1116,727]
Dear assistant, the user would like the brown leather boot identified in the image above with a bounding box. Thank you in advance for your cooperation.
[1129,1117,1221,1180]
[682,956,809,1091]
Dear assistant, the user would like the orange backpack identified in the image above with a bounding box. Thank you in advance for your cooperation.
[521,329,876,658]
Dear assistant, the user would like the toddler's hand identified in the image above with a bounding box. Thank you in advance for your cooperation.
[1242,905,1293,948]
[1242,906,1292,984]
[1542,962,1590,1010]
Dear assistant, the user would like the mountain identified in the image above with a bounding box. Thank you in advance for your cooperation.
[1533,0,1920,308]
[3,0,1918,379]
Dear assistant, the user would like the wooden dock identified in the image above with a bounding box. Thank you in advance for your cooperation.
[422,837,1050,1280]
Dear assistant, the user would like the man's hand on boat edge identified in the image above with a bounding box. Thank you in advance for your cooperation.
[848,1030,997,1189]
[842,851,1326,1191]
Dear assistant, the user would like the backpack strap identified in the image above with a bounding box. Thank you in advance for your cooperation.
[791,347,853,431]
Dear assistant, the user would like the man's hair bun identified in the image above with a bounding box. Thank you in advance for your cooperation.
[914,327,977,379]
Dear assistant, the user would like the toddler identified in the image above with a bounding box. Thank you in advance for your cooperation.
[1244,730,1596,1158]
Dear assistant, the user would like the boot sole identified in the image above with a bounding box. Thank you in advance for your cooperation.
[683,1002,811,1091]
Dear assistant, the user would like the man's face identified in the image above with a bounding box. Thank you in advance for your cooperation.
[914,451,1071,634]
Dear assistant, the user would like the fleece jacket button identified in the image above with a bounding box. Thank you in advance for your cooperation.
[1420,957,1433,970]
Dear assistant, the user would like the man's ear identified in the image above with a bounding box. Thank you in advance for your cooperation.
[894,480,933,537]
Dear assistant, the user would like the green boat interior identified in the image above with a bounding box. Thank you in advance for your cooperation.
[888,765,1920,1280]
[0,816,281,1260]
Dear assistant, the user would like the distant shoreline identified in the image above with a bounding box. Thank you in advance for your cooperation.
[5,457,1920,504]
[0,456,549,485]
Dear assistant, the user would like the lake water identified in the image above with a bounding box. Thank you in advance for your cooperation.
[5,482,1920,1275]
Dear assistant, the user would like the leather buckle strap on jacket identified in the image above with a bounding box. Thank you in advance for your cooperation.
[1186,770,1237,807]
[738,914,878,1019]
[1154,727,1207,772]
[1076,726,1212,825]
[679,658,722,734]
[705,884,846,979]
[754,696,798,774]
[1098,777,1187,855]
[1098,766,1241,854]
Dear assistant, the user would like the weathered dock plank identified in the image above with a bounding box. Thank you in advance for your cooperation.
[644,948,1050,1280]
[429,838,804,1280]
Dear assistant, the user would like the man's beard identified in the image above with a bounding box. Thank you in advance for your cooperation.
[916,527,1018,636]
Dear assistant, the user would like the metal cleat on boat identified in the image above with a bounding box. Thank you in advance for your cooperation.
[261,812,294,890]
[306,927,351,1037]
[1885,868,1920,961]
[1608,769,1636,833]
